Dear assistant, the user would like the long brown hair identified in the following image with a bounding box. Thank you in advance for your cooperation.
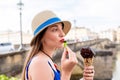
[21,28,47,80]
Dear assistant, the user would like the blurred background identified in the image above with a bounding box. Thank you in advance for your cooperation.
[0,0,120,80]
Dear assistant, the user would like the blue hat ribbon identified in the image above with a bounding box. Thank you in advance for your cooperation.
[34,17,61,35]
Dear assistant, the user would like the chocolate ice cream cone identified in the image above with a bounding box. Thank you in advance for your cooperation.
[80,47,95,66]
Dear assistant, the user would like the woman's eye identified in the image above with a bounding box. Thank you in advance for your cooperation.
[53,28,58,31]
[52,28,58,32]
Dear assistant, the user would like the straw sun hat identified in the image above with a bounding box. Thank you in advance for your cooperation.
[31,10,71,44]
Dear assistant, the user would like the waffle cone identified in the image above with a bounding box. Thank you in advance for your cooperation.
[84,58,93,66]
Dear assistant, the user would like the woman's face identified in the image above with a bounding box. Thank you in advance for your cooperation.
[42,22,65,49]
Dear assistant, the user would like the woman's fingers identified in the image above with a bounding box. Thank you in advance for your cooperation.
[61,46,77,61]
[83,71,94,76]
[83,72,94,80]
[61,48,68,61]
[85,66,94,70]
[66,47,78,64]
[84,69,94,74]
[84,76,94,80]
[83,66,95,80]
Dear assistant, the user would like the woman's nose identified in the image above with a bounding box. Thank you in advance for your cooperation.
[59,30,65,37]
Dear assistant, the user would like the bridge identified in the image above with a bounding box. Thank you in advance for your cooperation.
[0,38,117,80]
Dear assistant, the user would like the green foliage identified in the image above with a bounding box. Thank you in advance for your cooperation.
[0,74,20,80]
[0,75,9,80]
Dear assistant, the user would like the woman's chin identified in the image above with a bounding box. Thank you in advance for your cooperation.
[57,45,64,49]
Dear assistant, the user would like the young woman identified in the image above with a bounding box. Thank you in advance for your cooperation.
[21,10,94,80]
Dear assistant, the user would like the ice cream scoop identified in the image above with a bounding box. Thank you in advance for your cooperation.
[80,47,95,66]
[80,47,95,58]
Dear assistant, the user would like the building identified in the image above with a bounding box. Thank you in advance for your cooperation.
[99,29,116,42]
[0,31,33,45]
[65,27,98,42]
[116,26,120,43]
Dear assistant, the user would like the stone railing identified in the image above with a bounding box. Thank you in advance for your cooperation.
[0,50,27,76]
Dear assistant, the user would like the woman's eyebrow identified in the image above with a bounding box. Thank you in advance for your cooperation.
[49,24,58,28]
[49,23,63,29]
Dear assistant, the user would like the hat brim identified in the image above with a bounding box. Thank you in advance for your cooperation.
[30,21,71,44]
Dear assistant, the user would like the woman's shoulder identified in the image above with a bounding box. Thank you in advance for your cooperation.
[29,52,52,74]
[28,53,54,79]
[30,53,48,67]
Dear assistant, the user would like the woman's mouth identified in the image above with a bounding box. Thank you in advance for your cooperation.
[60,39,64,43]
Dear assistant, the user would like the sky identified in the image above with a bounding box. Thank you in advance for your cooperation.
[0,0,120,33]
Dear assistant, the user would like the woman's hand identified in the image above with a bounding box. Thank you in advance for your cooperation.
[83,66,95,80]
[61,47,78,80]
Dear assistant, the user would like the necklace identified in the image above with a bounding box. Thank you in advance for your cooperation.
[41,50,53,61]
[41,50,59,69]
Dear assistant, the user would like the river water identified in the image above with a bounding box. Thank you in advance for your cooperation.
[112,51,120,80]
